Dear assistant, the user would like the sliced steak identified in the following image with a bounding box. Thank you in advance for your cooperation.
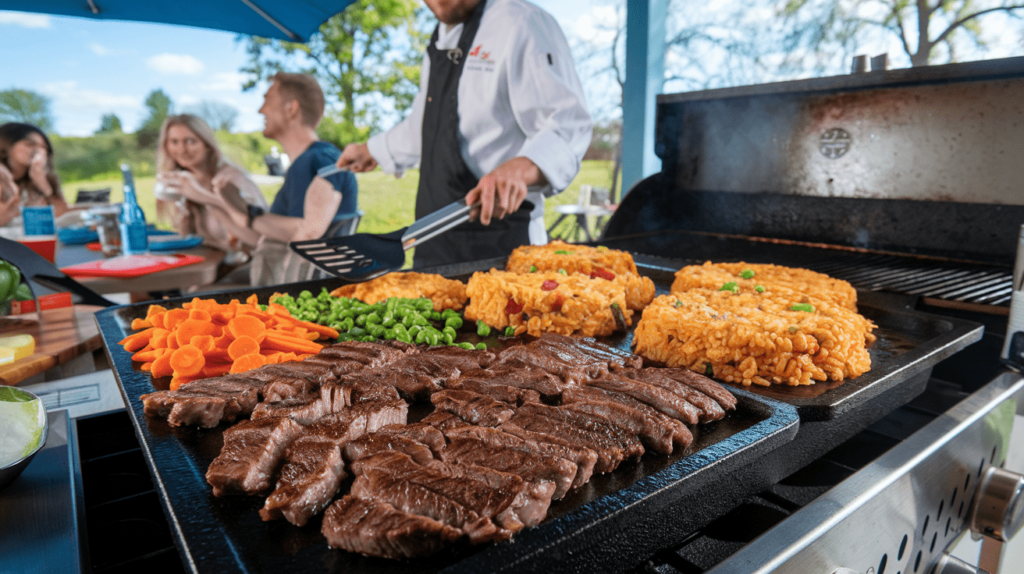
[327,374,401,404]
[517,403,645,461]
[141,375,260,428]
[497,422,597,488]
[424,345,497,369]
[247,361,337,386]
[306,399,409,445]
[536,333,642,371]
[491,345,593,387]
[479,361,568,398]
[623,369,726,423]
[261,377,316,402]
[587,373,701,424]
[322,496,463,559]
[351,467,506,544]
[654,367,738,411]
[259,437,345,526]
[421,410,472,431]
[506,408,630,474]
[441,426,577,499]
[443,375,542,406]
[344,430,436,466]
[430,389,515,427]
[251,393,343,425]
[206,416,304,496]
[318,340,411,373]
[384,354,462,400]
[562,386,693,452]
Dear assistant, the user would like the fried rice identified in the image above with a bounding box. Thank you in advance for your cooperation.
[329,272,468,311]
[505,241,655,310]
[464,269,633,338]
[633,285,876,387]
[671,262,859,310]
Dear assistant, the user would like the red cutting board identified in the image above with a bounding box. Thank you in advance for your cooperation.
[62,254,204,278]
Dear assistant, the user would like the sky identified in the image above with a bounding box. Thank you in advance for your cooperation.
[0,1,604,137]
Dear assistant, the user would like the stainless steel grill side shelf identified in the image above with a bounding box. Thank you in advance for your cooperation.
[709,371,1024,574]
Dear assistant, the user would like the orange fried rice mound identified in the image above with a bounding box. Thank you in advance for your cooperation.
[671,262,859,311]
[633,285,875,387]
[506,241,655,310]
[329,272,468,311]
[464,269,633,338]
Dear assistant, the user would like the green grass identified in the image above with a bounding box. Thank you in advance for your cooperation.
[63,159,621,242]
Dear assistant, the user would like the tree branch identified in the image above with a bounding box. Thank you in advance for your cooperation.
[932,4,1024,47]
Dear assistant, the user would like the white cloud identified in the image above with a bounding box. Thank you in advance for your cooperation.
[40,81,143,136]
[0,11,51,28]
[201,71,248,92]
[176,94,201,107]
[146,53,205,75]
[89,42,111,56]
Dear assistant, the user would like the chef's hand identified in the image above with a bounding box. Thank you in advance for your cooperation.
[466,157,544,226]
[336,143,377,173]
[28,151,53,197]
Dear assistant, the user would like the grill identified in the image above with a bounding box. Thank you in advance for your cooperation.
[70,58,1024,573]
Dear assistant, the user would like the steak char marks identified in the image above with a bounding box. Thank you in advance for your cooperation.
[322,496,463,559]
[562,386,693,453]
[430,389,516,427]
[141,375,261,428]
[206,416,304,496]
[343,422,444,465]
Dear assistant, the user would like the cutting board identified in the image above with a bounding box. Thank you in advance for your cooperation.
[0,306,104,386]
[61,254,204,278]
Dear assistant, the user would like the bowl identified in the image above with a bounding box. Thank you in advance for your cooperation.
[0,387,49,491]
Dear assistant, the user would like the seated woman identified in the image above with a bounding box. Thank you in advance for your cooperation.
[0,122,69,228]
[154,114,267,261]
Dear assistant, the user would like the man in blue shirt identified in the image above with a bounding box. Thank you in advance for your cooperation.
[230,72,357,242]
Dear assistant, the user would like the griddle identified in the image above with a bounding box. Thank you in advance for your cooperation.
[93,256,976,573]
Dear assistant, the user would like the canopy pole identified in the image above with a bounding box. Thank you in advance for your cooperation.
[621,0,667,196]
[87,0,100,14]
[238,0,301,41]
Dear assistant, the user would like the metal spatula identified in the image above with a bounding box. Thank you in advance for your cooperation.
[289,197,476,281]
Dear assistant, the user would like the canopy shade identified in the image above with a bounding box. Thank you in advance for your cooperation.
[0,0,357,41]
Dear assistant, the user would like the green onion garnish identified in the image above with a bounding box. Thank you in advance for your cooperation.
[558,269,567,275]
[529,265,537,273]
[790,303,815,312]
[719,282,739,293]
[755,285,765,293]
[740,269,755,279]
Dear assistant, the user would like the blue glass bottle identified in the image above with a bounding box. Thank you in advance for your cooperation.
[119,163,148,255]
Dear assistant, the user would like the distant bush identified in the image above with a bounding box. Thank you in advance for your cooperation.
[50,130,280,182]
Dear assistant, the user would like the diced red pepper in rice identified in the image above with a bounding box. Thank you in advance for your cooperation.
[541,280,559,291]
[590,267,616,281]
[505,298,524,315]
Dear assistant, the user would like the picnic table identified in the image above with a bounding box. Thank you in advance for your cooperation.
[55,243,226,297]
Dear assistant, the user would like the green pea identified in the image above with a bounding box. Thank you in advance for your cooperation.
[442,309,459,320]
[408,325,422,338]
[349,326,367,337]
[477,321,491,337]
[429,310,442,321]
[341,317,354,332]
[335,333,352,342]
[396,332,413,344]
[369,324,386,337]
[382,317,396,328]
[426,332,440,346]
[790,303,815,313]
[755,285,766,293]
[442,326,457,339]
[504,326,516,336]
[415,330,428,344]
[384,328,397,340]
[529,265,537,273]
[474,342,487,350]
[402,314,415,328]
[719,281,739,293]
[366,313,382,325]
[442,332,455,345]
[359,335,376,342]
[740,269,755,279]
[394,324,408,337]
[411,315,430,327]
[445,316,463,330]
[416,299,433,313]
[299,290,313,299]
[355,314,368,327]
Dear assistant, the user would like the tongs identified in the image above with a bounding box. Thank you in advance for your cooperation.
[290,196,477,282]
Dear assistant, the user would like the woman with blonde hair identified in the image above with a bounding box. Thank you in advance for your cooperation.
[0,122,69,228]
[155,114,267,258]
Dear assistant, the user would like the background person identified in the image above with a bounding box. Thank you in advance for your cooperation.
[0,122,69,228]
[154,114,266,261]
[336,0,592,268]
[221,72,358,285]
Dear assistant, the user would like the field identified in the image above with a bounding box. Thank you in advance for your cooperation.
[62,159,621,239]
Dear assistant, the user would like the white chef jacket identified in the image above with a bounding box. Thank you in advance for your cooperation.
[366,0,592,244]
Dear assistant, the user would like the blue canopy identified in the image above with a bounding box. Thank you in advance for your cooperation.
[0,0,357,41]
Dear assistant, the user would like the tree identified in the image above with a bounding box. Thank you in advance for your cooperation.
[0,89,54,132]
[96,113,123,134]
[239,0,428,145]
[781,0,1024,68]
[183,100,239,132]
[137,89,173,146]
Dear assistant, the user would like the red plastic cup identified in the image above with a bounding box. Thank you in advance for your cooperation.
[18,235,57,264]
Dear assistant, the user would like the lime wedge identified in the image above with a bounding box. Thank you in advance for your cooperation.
[0,389,45,467]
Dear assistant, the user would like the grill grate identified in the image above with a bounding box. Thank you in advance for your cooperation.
[799,253,1012,307]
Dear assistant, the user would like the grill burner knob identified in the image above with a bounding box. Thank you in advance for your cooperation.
[933,553,990,574]
[969,466,1024,542]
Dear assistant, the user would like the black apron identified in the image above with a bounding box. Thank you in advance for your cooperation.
[414,0,533,269]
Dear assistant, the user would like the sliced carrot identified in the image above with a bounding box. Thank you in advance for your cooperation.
[169,376,201,391]
[149,313,166,329]
[174,319,219,347]
[151,328,171,350]
[215,334,234,349]
[167,334,181,350]
[200,362,233,377]
[211,310,234,324]
[204,349,232,362]
[268,308,338,339]
[119,328,156,352]
[132,348,168,362]
[227,315,267,343]
[296,354,314,360]
[246,294,259,306]
[230,353,266,373]
[228,336,261,361]
[131,317,153,330]
[261,352,282,365]
[190,298,218,311]
[169,345,205,377]
[146,304,168,318]
[164,308,190,331]
[151,352,174,378]
[188,309,212,322]
[141,362,153,372]
[189,335,217,353]
[262,330,323,354]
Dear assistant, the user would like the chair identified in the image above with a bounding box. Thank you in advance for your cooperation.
[547,185,616,243]
[74,187,111,204]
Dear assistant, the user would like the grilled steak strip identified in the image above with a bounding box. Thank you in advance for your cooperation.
[655,367,738,411]
[491,345,592,387]
[536,333,643,371]
[421,410,472,431]
[424,345,497,369]
[441,425,578,499]
[505,410,629,474]
[479,360,568,398]
[443,374,542,406]
[343,423,445,465]
[562,386,693,451]
[517,402,645,460]
[560,389,676,455]
[430,389,516,427]
[587,373,701,424]
[141,375,262,429]
[623,369,725,423]
[206,416,304,496]
[259,437,345,526]
[493,422,598,488]
[322,496,463,559]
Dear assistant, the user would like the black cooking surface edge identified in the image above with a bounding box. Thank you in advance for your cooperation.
[92,255,978,573]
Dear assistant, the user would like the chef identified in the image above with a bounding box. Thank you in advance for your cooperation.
[336,0,592,268]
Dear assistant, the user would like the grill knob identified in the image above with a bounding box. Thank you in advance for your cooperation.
[933,553,990,574]
[969,466,1024,542]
